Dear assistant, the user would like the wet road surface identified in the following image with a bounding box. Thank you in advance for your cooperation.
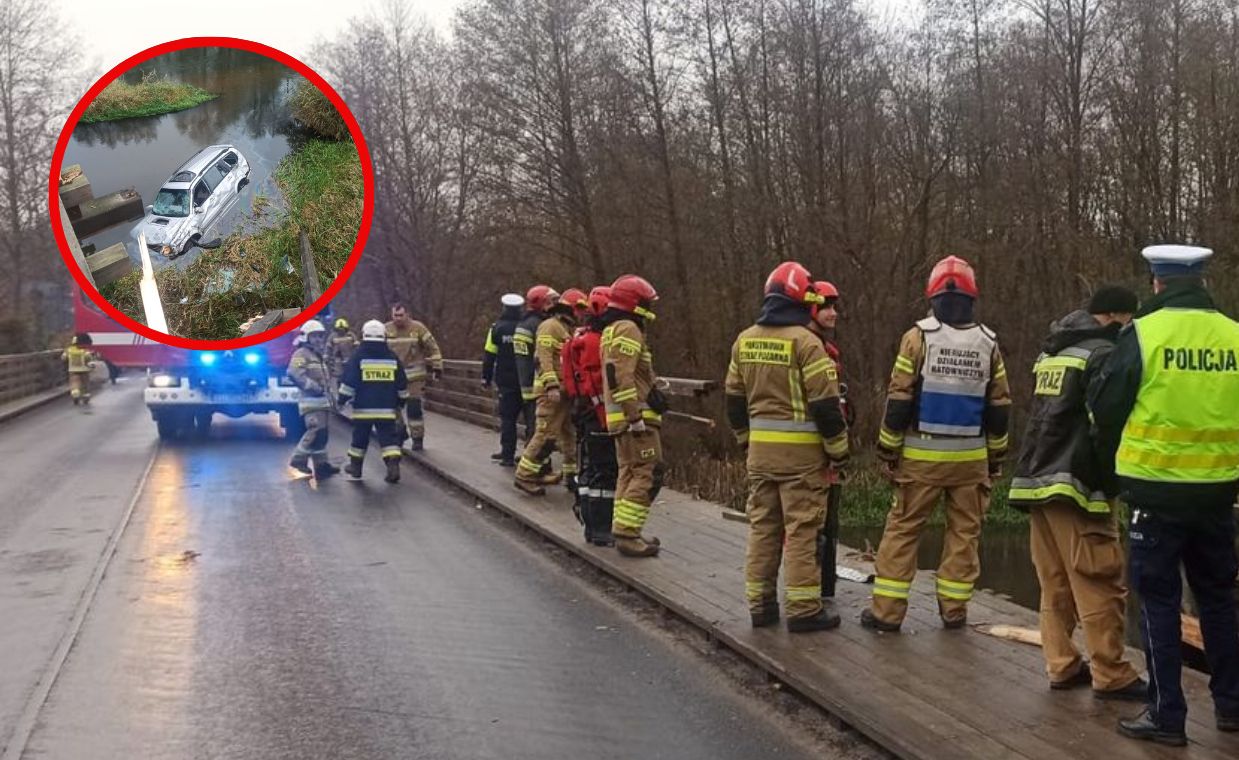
[1,384,819,759]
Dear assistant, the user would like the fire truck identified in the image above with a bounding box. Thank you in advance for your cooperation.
[74,289,305,440]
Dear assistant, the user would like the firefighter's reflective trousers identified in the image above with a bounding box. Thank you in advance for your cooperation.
[612,428,661,539]
[745,468,829,620]
[516,394,576,484]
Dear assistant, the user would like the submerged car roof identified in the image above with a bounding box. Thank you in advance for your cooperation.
[164,145,239,185]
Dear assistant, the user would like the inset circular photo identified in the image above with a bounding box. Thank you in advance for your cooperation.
[50,37,374,348]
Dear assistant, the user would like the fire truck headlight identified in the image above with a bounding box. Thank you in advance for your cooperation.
[150,374,178,388]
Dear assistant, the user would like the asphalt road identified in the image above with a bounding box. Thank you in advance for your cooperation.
[0,382,822,760]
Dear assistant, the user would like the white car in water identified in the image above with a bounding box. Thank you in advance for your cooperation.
[136,145,250,258]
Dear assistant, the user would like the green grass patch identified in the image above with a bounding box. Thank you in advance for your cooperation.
[81,72,217,123]
[839,469,1028,528]
[101,138,363,339]
[289,80,350,140]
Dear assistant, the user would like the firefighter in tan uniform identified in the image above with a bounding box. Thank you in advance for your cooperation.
[328,317,357,390]
[514,289,588,495]
[601,275,665,558]
[287,320,340,480]
[385,304,443,451]
[726,263,850,632]
[62,333,96,406]
[863,256,1011,632]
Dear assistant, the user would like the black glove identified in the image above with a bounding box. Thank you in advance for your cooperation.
[646,387,669,414]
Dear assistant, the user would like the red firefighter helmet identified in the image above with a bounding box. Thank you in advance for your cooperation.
[525,284,560,313]
[925,255,978,299]
[559,288,589,312]
[811,281,839,318]
[608,275,658,320]
[764,261,823,305]
[588,286,611,317]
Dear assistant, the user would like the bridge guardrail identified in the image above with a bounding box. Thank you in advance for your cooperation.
[0,351,67,407]
[424,359,717,431]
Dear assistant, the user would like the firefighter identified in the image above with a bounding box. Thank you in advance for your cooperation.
[385,304,443,451]
[338,320,408,484]
[514,285,558,442]
[863,255,1011,632]
[482,293,526,467]
[1009,286,1146,699]
[601,275,665,557]
[1090,245,1239,746]
[563,286,617,546]
[726,263,850,632]
[514,288,588,495]
[329,317,357,389]
[808,280,854,608]
[62,333,96,406]
[287,320,340,480]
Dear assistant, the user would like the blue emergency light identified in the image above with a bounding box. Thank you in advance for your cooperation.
[243,351,261,366]
[199,352,218,366]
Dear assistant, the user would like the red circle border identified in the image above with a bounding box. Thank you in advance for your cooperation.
[49,36,375,350]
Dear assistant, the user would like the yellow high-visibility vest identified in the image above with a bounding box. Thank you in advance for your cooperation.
[1116,308,1239,483]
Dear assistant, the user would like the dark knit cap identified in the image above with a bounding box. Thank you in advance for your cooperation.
[1088,286,1139,315]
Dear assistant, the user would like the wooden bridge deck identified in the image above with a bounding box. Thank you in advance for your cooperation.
[409,411,1239,760]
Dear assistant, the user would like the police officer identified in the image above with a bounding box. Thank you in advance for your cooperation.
[563,286,617,546]
[727,263,850,632]
[62,333,96,406]
[601,275,665,557]
[385,304,443,451]
[339,320,408,484]
[287,320,340,480]
[1009,286,1146,699]
[1090,245,1239,746]
[515,286,558,442]
[329,317,357,389]
[863,255,1011,632]
[515,289,588,495]
[808,281,853,610]
[482,293,526,467]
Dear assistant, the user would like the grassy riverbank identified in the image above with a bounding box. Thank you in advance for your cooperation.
[101,138,363,338]
[81,73,217,123]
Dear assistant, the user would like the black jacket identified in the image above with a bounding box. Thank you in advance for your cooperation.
[1010,310,1120,512]
[1089,281,1239,516]
[338,341,408,419]
[482,304,522,390]
[514,311,546,395]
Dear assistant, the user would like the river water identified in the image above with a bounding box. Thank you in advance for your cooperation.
[64,48,302,271]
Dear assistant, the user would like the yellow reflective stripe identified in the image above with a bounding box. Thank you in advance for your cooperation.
[537,335,562,348]
[1122,422,1239,444]
[521,389,538,401]
[902,446,988,463]
[518,457,543,473]
[538,372,559,384]
[785,585,821,601]
[993,362,1008,380]
[1116,448,1239,470]
[893,355,916,375]
[749,430,823,445]
[936,577,974,600]
[745,580,770,600]
[789,372,806,422]
[873,577,911,599]
[382,447,403,459]
[824,434,849,457]
[612,388,639,402]
[1008,483,1110,514]
[606,411,626,424]
[987,433,1009,450]
[612,336,643,352]
[347,447,365,458]
[613,499,650,528]
[879,428,904,449]
[802,357,834,380]
[353,411,398,420]
[1034,356,1086,372]
[484,331,498,354]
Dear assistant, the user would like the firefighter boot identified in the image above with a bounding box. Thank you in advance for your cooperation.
[514,478,546,497]
[289,456,312,476]
[590,496,615,547]
[751,601,780,628]
[788,606,841,633]
[315,461,340,480]
[411,437,424,452]
[860,608,901,633]
[615,535,660,558]
[345,459,363,480]
[385,459,401,484]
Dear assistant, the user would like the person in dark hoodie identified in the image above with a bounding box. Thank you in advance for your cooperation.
[863,255,1012,633]
[482,293,527,467]
[338,320,409,484]
[1091,245,1239,746]
[1009,286,1146,701]
[726,262,850,633]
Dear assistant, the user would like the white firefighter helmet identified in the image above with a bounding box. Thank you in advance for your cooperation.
[295,318,326,344]
[362,319,387,342]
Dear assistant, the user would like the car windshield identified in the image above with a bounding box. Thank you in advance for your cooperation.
[152,187,190,217]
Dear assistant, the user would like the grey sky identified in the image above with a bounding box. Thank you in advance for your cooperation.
[72,0,915,72]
